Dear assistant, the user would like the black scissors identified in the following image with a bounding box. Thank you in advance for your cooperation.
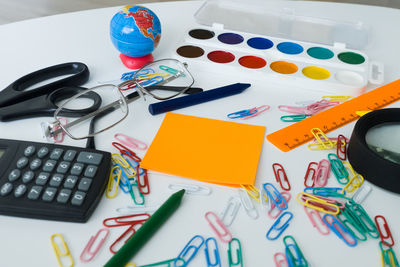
[0,62,102,121]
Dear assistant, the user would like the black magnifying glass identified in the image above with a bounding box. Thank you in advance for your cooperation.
[347,108,400,194]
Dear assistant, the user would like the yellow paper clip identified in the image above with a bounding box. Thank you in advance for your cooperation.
[342,174,364,195]
[138,72,169,80]
[296,192,340,215]
[125,263,136,267]
[106,166,122,199]
[112,154,136,178]
[307,128,335,150]
[308,140,338,151]
[322,95,353,102]
[51,233,74,267]
[240,184,263,203]
[342,161,357,177]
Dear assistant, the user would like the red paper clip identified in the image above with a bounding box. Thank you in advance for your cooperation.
[336,134,347,160]
[80,228,110,262]
[375,215,395,247]
[304,162,318,187]
[103,213,150,228]
[273,163,291,191]
[109,222,144,254]
[112,142,141,162]
[137,166,150,195]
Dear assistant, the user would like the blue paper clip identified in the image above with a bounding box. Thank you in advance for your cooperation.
[266,211,293,240]
[328,153,349,185]
[204,237,221,267]
[174,235,205,267]
[227,108,257,119]
[263,183,288,211]
[122,153,145,176]
[283,235,308,267]
[304,187,344,197]
[121,68,154,81]
[227,238,243,267]
[322,214,358,247]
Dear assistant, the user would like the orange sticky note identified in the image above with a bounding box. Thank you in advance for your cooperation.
[140,113,266,187]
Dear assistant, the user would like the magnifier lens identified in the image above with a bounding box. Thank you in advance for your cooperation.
[365,122,400,164]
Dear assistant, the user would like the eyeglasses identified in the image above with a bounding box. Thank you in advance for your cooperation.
[41,58,194,141]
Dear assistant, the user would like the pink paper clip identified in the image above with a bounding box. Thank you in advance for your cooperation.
[375,215,395,247]
[103,213,150,228]
[80,228,110,262]
[304,162,318,187]
[304,206,330,235]
[137,166,150,195]
[278,105,308,115]
[114,133,148,151]
[53,117,68,143]
[205,211,232,243]
[273,252,289,267]
[273,163,291,191]
[336,134,347,160]
[242,105,270,119]
[268,191,291,219]
[109,222,144,254]
[306,100,339,115]
[314,159,331,187]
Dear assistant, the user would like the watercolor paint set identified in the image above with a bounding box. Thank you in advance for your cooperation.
[174,0,384,96]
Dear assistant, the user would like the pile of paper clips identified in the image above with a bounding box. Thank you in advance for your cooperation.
[279,95,352,122]
[274,236,308,266]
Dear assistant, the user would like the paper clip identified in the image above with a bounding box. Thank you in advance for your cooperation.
[306,187,344,198]
[238,188,259,219]
[136,166,150,195]
[80,228,110,262]
[160,64,180,75]
[129,183,145,205]
[106,166,122,198]
[296,192,340,215]
[266,211,293,241]
[103,213,150,228]
[116,205,159,215]
[125,263,136,267]
[53,117,68,143]
[273,252,289,267]
[220,196,241,226]
[380,241,400,267]
[114,133,148,151]
[346,199,379,239]
[263,183,288,211]
[283,235,308,267]
[307,128,335,150]
[204,237,221,267]
[174,235,205,267]
[120,68,154,81]
[228,238,243,267]
[328,153,349,185]
[280,114,311,122]
[322,95,353,102]
[205,211,233,243]
[278,105,309,115]
[112,142,142,163]
[268,191,291,219]
[228,105,269,119]
[109,223,143,254]
[341,174,364,195]
[50,233,74,267]
[352,183,372,204]
[336,134,347,160]
[322,214,358,247]
[304,162,318,187]
[273,163,291,191]
[336,208,368,241]
[314,159,331,187]
[168,183,211,195]
[375,215,395,247]
[304,206,330,235]
[139,258,185,267]
[240,184,261,203]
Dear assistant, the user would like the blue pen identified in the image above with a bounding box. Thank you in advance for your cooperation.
[148,83,251,115]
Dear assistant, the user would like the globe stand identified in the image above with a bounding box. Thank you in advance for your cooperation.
[120,53,153,69]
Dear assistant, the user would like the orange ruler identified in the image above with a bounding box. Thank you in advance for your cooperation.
[267,79,400,152]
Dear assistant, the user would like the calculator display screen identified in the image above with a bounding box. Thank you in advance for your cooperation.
[0,149,4,159]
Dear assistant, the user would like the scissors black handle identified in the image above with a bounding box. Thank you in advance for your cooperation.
[0,62,89,108]
[0,87,102,121]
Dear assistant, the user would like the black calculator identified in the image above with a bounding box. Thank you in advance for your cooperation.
[0,138,111,222]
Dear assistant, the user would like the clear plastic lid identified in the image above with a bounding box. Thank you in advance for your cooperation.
[194,0,369,50]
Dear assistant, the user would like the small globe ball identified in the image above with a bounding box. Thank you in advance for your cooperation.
[110,5,161,58]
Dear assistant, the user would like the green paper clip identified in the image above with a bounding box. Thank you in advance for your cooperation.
[346,200,379,239]
[138,258,185,267]
[328,153,349,185]
[129,181,145,205]
[280,114,311,122]
[228,238,243,267]
[380,241,400,267]
[336,209,367,241]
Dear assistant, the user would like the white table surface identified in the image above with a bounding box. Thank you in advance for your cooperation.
[0,1,399,266]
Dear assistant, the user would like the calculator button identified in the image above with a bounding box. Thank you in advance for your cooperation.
[63,175,78,189]
[30,158,42,171]
[42,187,57,202]
[77,152,103,165]
[50,148,64,160]
[37,147,49,158]
[63,150,77,161]
[27,186,43,200]
[8,169,21,182]
[14,184,27,198]
[70,163,84,176]
[78,178,92,191]
[43,160,57,172]
[36,172,50,185]
[49,174,64,187]
[57,161,70,174]
[84,165,98,178]
[16,157,29,169]
[24,146,36,157]
[22,171,35,183]
[0,183,13,196]
[71,191,86,206]
[57,189,72,204]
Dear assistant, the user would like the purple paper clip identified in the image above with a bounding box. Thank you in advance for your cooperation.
[314,159,331,187]
[205,211,233,243]
[80,228,110,262]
